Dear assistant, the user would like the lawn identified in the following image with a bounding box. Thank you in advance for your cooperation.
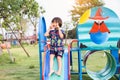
[0,45,40,80]
[0,44,118,80]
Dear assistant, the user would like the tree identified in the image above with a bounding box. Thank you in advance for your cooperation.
[62,21,74,44]
[68,27,77,39]
[0,0,45,57]
[0,0,45,40]
[23,0,45,43]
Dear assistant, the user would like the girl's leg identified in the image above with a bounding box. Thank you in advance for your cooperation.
[49,54,55,76]
[55,56,62,76]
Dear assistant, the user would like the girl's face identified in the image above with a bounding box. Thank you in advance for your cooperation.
[51,22,58,29]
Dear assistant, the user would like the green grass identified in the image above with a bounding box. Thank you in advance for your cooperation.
[0,44,118,80]
[0,45,40,80]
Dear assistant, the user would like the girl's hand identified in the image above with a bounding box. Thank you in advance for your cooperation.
[49,23,55,30]
[56,23,60,30]
[49,24,53,30]
[49,25,52,29]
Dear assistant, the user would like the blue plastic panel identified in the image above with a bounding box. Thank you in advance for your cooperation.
[77,7,120,49]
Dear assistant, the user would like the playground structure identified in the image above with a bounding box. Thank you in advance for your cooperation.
[38,16,70,80]
[38,6,120,80]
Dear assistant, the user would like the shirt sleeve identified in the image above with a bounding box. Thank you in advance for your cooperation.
[61,30,66,39]
[46,31,51,39]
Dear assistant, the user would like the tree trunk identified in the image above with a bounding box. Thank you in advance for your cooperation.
[8,24,30,57]
[0,46,3,55]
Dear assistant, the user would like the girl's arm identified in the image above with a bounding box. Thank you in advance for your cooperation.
[45,24,53,36]
[57,27,64,39]
[59,29,64,39]
[44,28,50,37]
[56,23,64,39]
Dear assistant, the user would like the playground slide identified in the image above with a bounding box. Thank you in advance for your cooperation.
[43,49,69,80]
[38,16,47,52]
[38,16,47,80]
[38,16,69,80]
